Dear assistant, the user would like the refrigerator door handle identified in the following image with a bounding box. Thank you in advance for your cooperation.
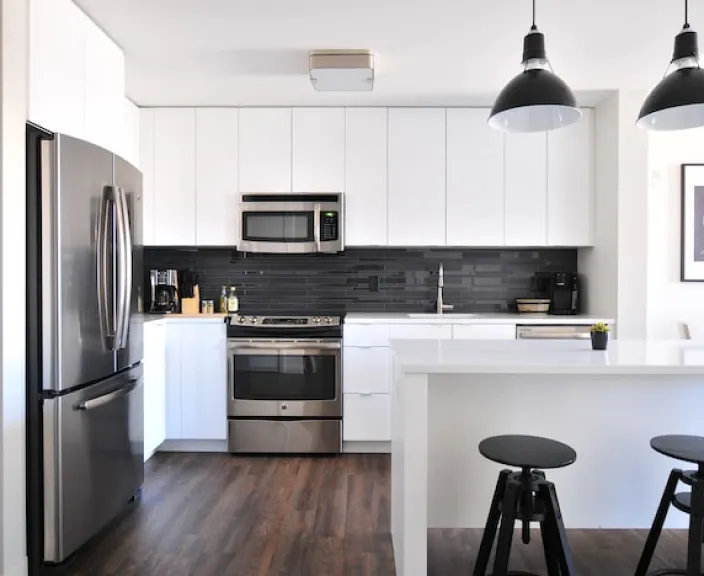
[74,378,139,411]
[113,186,131,349]
[96,187,116,350]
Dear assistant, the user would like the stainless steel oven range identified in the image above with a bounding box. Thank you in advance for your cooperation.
[227,314,342,454]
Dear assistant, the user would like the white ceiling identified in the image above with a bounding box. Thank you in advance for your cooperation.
[74,0,699,107]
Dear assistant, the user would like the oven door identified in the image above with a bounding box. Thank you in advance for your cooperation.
[228,338,342,418]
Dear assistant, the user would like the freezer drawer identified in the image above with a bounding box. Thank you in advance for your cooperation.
[43,365,144,563]
[227,419,341,454]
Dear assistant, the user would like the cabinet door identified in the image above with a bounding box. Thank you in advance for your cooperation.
[239,108,292,192]
[84,22,125,154]
[180,323,227,440]
[388,109,446,246]
[452,324,516,340]
[293,108,345,192]
[196,108,239,246]
[447,109,505,246]
[144,323,166,460]
[505,132,547,246]
[343,394,390,441]
[153,108,197,245]
[547,109,594,246]
[345,108,388,246]
[139,109,156,245]
[388,324,452,340]
[123,99,140,169]
[343,347,390,394]
[164,325,182,439]
[29,0,86,138]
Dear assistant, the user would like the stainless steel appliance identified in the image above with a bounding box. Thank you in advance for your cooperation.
[149,268,179,313]
[238,193,344,254]
[548,272,579,315]
[227,314,342,453]
[516,325,592,340]
[26,124,144,570]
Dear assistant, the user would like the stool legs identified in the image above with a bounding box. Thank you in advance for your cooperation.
[634,469,682,576]
[473,469,511,576]
[686,479,704,576]
[492,479,521,576]
[539,480,575,576]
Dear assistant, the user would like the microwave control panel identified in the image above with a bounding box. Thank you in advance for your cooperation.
[320,212,339,241]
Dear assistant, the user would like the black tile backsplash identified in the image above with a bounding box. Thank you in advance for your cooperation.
[144,248,577,315]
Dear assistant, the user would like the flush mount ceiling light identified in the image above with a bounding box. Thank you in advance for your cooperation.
[488,0,581,133]
[309,50,374,91]
[638,0,704,131]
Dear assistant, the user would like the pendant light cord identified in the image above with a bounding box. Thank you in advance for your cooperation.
[685,0,690,29]
[531,0,537,30]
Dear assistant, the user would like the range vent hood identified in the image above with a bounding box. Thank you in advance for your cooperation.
[309,50,375,91]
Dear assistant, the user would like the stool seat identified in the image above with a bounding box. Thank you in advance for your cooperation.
[478,435,576,470]
[651,435,704,465]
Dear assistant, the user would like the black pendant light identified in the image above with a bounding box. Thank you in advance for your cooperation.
[488,0,581,133]
[638,0,704,131]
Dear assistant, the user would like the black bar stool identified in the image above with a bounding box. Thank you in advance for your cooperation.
[635,435,704,576]
[473,434,577,576]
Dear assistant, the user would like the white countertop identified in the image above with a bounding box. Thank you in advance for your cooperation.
[345,312,614,325]
[390,339,704,375]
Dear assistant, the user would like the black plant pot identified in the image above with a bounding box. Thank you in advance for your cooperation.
[591,331,608,350]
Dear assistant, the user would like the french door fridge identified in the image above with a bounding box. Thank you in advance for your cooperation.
[26,123,144,572]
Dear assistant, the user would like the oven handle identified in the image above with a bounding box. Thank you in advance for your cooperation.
[314,204,321,252]
[228,340,341,351]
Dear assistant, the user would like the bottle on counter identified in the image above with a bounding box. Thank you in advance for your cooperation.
[227,286,239,313]
[220,285,228,314]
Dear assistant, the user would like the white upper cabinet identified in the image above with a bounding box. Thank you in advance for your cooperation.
[153,108,197,245]
[345,108,388,246]
[139,109,156,245]
[388,108,446,246]
[29,0,86,138]
[84,21,125,154]
[123,99,140,169]
[446,109,504,246]
[547,109,594,246]
[239,108,292,193]
[292,108,345,192]
[504,132,548,246]
[196,108,239,246]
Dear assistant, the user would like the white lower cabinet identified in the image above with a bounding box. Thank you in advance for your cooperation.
[389,324,453,340]
[343,347,390,394]
[143,322,166,461]
[343,394,390,442]
[452,324,516,340]
[163,321,228,441]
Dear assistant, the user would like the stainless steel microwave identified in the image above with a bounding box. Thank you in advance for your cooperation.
[237,193,344,254]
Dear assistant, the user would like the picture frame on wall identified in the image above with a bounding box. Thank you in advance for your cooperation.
[681,163,704,281]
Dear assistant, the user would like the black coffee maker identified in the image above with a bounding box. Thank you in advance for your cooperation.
[149,269,180,313]
[547,272,579,315]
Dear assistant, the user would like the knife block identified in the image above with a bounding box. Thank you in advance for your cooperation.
[180,285,200,315]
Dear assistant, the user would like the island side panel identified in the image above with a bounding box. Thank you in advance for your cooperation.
[426,372,704,529]
[392,370,429,576]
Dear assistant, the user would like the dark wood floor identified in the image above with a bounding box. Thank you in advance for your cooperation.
[66,453,689,575]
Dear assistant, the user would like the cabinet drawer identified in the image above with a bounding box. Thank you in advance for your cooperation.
[344,324,390,347]
[343,347,390,394]
[389,324,452,340]
[343,394,390,441]
[452,324,516,340]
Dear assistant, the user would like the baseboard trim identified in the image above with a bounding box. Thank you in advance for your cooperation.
[158,439,228,453]
[343,441,391,454]
[3,557,28,576]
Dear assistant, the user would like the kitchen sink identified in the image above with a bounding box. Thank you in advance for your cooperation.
[406,313,482,319]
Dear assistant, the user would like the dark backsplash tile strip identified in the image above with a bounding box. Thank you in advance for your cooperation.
[144,247,577,315]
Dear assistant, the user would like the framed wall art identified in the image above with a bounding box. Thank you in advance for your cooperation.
[681,163,704,281]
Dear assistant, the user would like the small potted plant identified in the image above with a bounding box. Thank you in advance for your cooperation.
[590,322,610,350]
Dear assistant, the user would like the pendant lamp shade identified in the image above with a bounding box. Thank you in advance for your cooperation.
[638,27,704,131]
[489,18,581,133]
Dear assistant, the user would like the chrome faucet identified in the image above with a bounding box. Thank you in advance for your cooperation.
[436,262,454,315]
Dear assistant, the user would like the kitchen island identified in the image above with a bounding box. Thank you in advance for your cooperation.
[390,339,704,576]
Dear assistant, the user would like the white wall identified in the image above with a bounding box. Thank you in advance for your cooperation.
[647,128,704,339]
[1,0,29,574]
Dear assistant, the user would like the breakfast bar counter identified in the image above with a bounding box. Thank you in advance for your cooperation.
[390,339,704,576]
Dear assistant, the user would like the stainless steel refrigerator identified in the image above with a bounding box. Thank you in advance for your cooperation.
[26,124,144,572]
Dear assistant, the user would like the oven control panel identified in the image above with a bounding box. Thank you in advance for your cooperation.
[230,315,342,327]
[320,212,339,241]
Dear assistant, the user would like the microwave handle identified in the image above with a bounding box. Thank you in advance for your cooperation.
[313,205,321,251]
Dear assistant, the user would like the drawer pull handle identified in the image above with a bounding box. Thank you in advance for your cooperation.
[359,392,373,397]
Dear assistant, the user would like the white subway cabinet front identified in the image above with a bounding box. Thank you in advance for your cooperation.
[292,108,345,192]
[343,394,390,441]
[143,323,166,460]
[343,347,391,394]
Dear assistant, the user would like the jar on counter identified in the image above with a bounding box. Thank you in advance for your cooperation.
[201,300,208,315]
[206,300,214,315]
[227,286,239,313]
[219,286,228,314]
